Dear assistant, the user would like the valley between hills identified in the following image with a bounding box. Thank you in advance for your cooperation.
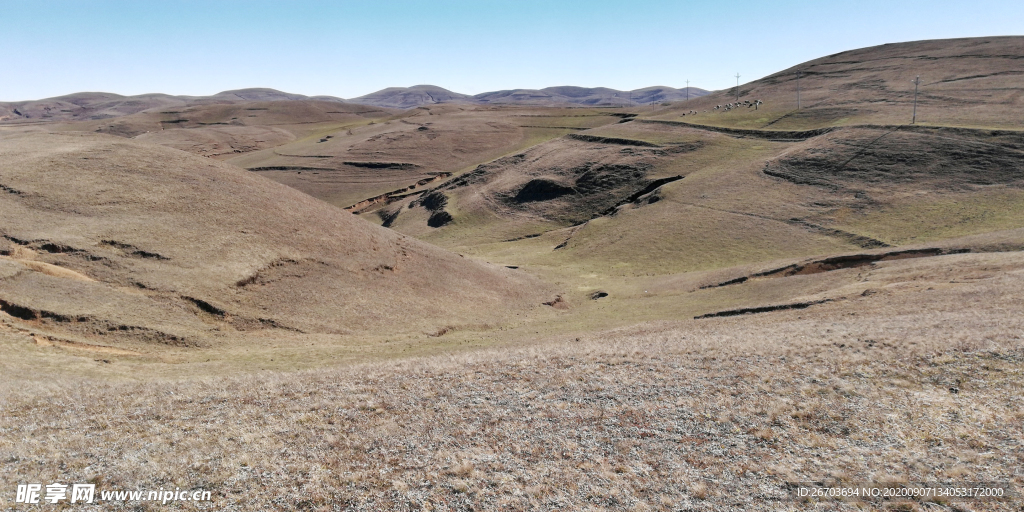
[1,37,1022,510]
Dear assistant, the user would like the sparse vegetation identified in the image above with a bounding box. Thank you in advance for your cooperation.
[2,316,1022,510]
[421,191,449,211]
[1,36,1023,511]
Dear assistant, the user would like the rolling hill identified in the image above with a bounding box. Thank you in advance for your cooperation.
[0,88,347,124]
[650,36,1024,130]
[351,85,711,108]
[0,131,548,349]
[1,84,709,125]
[225,104,633,209]
[25,99,399,159]
[473,85,710,106]
[347,85,476,109]
[1,35,1022,353]
[315,37,1024,331]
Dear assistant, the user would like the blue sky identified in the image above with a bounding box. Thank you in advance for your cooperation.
[2,0,1021,101]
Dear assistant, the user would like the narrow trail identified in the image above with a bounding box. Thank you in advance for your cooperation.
[835,126,903,170]
[672,201,889,249]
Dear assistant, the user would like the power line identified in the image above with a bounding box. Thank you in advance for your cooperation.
[797,71,802,109]
[911,75,920,124]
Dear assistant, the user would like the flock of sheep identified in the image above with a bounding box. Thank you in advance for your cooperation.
[715,99,763,111]
[679,99,764,116]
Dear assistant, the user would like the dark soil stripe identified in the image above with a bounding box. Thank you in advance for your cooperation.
[694,299,833,319]
[247,166,333,172]
[638,120,835,140]
[699,248,971,290]
[566,133,661,147]
[784,219,891,249]
[342,161,419,170]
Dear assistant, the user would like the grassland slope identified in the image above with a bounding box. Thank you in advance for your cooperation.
[653,36,1024,130]
[225,105,631,209]
[25,100,398,160]
[0,131,547,347]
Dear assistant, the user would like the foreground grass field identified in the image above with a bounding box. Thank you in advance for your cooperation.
[3,249,1023,511]
[2,333,1021,511]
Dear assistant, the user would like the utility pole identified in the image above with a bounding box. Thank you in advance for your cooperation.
[686,79,689,101]
[911,75,920,124]
[797,71,802,109]
[735,73,740,102]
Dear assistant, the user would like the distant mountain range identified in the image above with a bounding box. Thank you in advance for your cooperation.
[349,84,710,108]
[0,89,347,123]
[0,84,710,122]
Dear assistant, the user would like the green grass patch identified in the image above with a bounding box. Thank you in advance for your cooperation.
[834,189,1024,245]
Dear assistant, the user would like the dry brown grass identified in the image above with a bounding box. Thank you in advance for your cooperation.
[651,36,1024,131]
[3,218,1023,511]
[3,276,1022,510]
[224,105,628,210]
[0,131,551,349]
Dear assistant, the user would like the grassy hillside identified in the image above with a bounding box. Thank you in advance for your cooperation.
[226,106,633,209]
[0,131,548,350]
[650,36,1024,130]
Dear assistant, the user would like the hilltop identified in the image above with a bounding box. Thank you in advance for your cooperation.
[651,36,1024,130]
[348,85,476,109]
[470,85,710,107]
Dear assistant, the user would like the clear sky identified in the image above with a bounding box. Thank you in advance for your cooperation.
[2,0,1021,101]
